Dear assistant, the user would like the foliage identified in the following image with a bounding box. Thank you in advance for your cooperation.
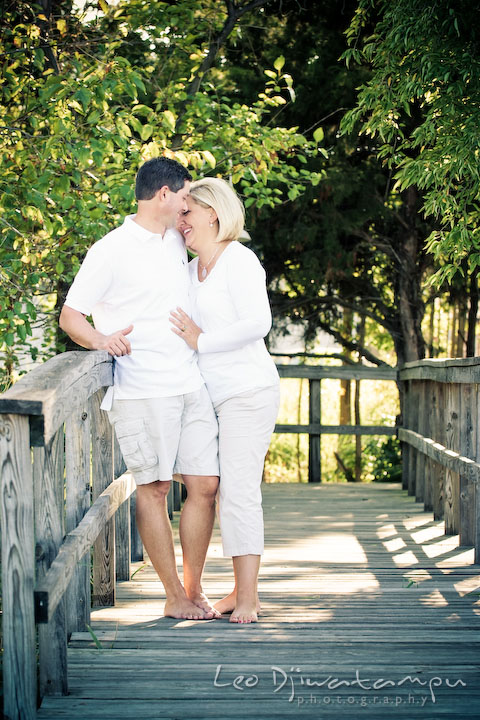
[0,0,325,384]
[363,435,402,483]
[341,0,480,285]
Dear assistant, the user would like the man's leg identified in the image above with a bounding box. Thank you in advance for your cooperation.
[135,479,214,619]
[179,474,220,616]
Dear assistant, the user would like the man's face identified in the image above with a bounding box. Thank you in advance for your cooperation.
[168,181,190,223]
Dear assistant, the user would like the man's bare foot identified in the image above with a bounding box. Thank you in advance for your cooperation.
[187,591,221,619]
[214,591,261,616]
[164,596,214,620]
[230,603,258,624]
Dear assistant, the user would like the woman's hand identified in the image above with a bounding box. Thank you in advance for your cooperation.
[170,307,202,350]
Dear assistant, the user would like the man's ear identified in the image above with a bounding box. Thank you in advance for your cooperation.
[156,185,170,202]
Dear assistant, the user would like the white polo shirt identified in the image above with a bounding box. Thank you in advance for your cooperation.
[65,215,204,405]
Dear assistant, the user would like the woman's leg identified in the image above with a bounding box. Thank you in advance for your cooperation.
[213,386,279,622]
[230,554,261,623]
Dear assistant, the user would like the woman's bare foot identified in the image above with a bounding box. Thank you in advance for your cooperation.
[230,602,258,624]
[214,590,261,616]
[164,595,213,620]
[187,591,221,618]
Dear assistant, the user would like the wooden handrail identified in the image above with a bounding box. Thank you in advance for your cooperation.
[0,351,136,719]
[399,359,480,563]
[274,363,398,482]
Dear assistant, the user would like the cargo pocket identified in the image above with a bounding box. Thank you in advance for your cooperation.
[113,417,158,484]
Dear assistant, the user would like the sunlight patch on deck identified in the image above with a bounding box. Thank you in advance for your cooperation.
[421,535,461,558]
[419,589,448,607]
[436,548,475,568]
[392,550,419,566]
[383,537,407,552]
[264,533,369,564]
[376,523,398,539]
[402,516,435,530]
[410,523,446,543]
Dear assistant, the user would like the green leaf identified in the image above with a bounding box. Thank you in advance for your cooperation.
[313,127,324,143]
[273,56,285,72]
[162,110,176,132]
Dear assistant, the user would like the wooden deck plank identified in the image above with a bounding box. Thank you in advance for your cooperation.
[38,483,480,719]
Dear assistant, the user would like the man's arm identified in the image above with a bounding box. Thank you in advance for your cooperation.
[59,305,133,356]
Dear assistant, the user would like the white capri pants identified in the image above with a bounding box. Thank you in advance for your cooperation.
[214,384,280,557]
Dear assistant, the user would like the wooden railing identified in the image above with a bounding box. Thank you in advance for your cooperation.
[399,357,480,563]
[3,352,480,718]
[0,351,144,720]
[274,364,398,482]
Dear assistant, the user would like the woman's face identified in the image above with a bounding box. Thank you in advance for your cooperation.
[176,196,215,252]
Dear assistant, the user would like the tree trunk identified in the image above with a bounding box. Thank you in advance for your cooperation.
[466,269,479,357]
[394,187,426,366]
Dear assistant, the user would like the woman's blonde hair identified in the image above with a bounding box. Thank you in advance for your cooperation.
[189,177,245,243]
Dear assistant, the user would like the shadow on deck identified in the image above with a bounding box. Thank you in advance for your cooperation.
[38,482,480,719]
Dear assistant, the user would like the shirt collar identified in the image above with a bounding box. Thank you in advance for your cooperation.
[123,214,178,242]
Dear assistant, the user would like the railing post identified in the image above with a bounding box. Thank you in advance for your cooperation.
[308,378,321,483]
[130,490,144,562]
[34,428,68,696]
[91,388,115,606]
[433,381,446,520]
[444,382,460,534]
[113,434,131,581]
[401,380,411,491]
[65,405,91,634]
[0,413,37,720]
[415,381,427,502]
[459,382,477,547]
[407,380,420,496]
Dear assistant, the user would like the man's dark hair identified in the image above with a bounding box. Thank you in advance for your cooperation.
[135,157,192,200]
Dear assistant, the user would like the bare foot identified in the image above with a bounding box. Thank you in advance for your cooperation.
[230,603,258,624]
[214,591,261,616]
[164,596,214,620]
[187,591,221,619]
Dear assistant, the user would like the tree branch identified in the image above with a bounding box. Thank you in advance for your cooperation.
[170,0,272,148]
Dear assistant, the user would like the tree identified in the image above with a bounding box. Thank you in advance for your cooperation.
[341,0,480,286]
[0,0,324,387]
[222,0,434,367]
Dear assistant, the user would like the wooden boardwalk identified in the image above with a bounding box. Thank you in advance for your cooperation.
[37,482,480,719]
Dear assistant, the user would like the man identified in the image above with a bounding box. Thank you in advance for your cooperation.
[59,156,220,620]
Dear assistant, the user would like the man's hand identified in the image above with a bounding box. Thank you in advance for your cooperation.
[59,305,134,356]
[98,325,134,356]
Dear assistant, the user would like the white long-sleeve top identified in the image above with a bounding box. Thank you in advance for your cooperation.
[189,241,279,405]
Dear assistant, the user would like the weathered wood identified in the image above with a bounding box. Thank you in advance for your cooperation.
[415,381,427,502]
[459,382,476,546]
[444,383,460,534]
[0,413,37,720]
[398,428,480,483]
[36,483,480,720]
[400,355,480,383]
[432,381,445,520]
[91,389,115,607]
[401,380,411,491]
[308,379,321,483]
[33,428,68,697]
[65,405,91,635]
[35,473,136,624]
[277,364,397,380]
[0,351,113,446]
[114,434,130,581]
[407,381,420,496]
[129,489,144,562]
[274,423,396,435]
[423,380,436,511]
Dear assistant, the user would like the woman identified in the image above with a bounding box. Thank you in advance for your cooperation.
[170,177,280,623]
